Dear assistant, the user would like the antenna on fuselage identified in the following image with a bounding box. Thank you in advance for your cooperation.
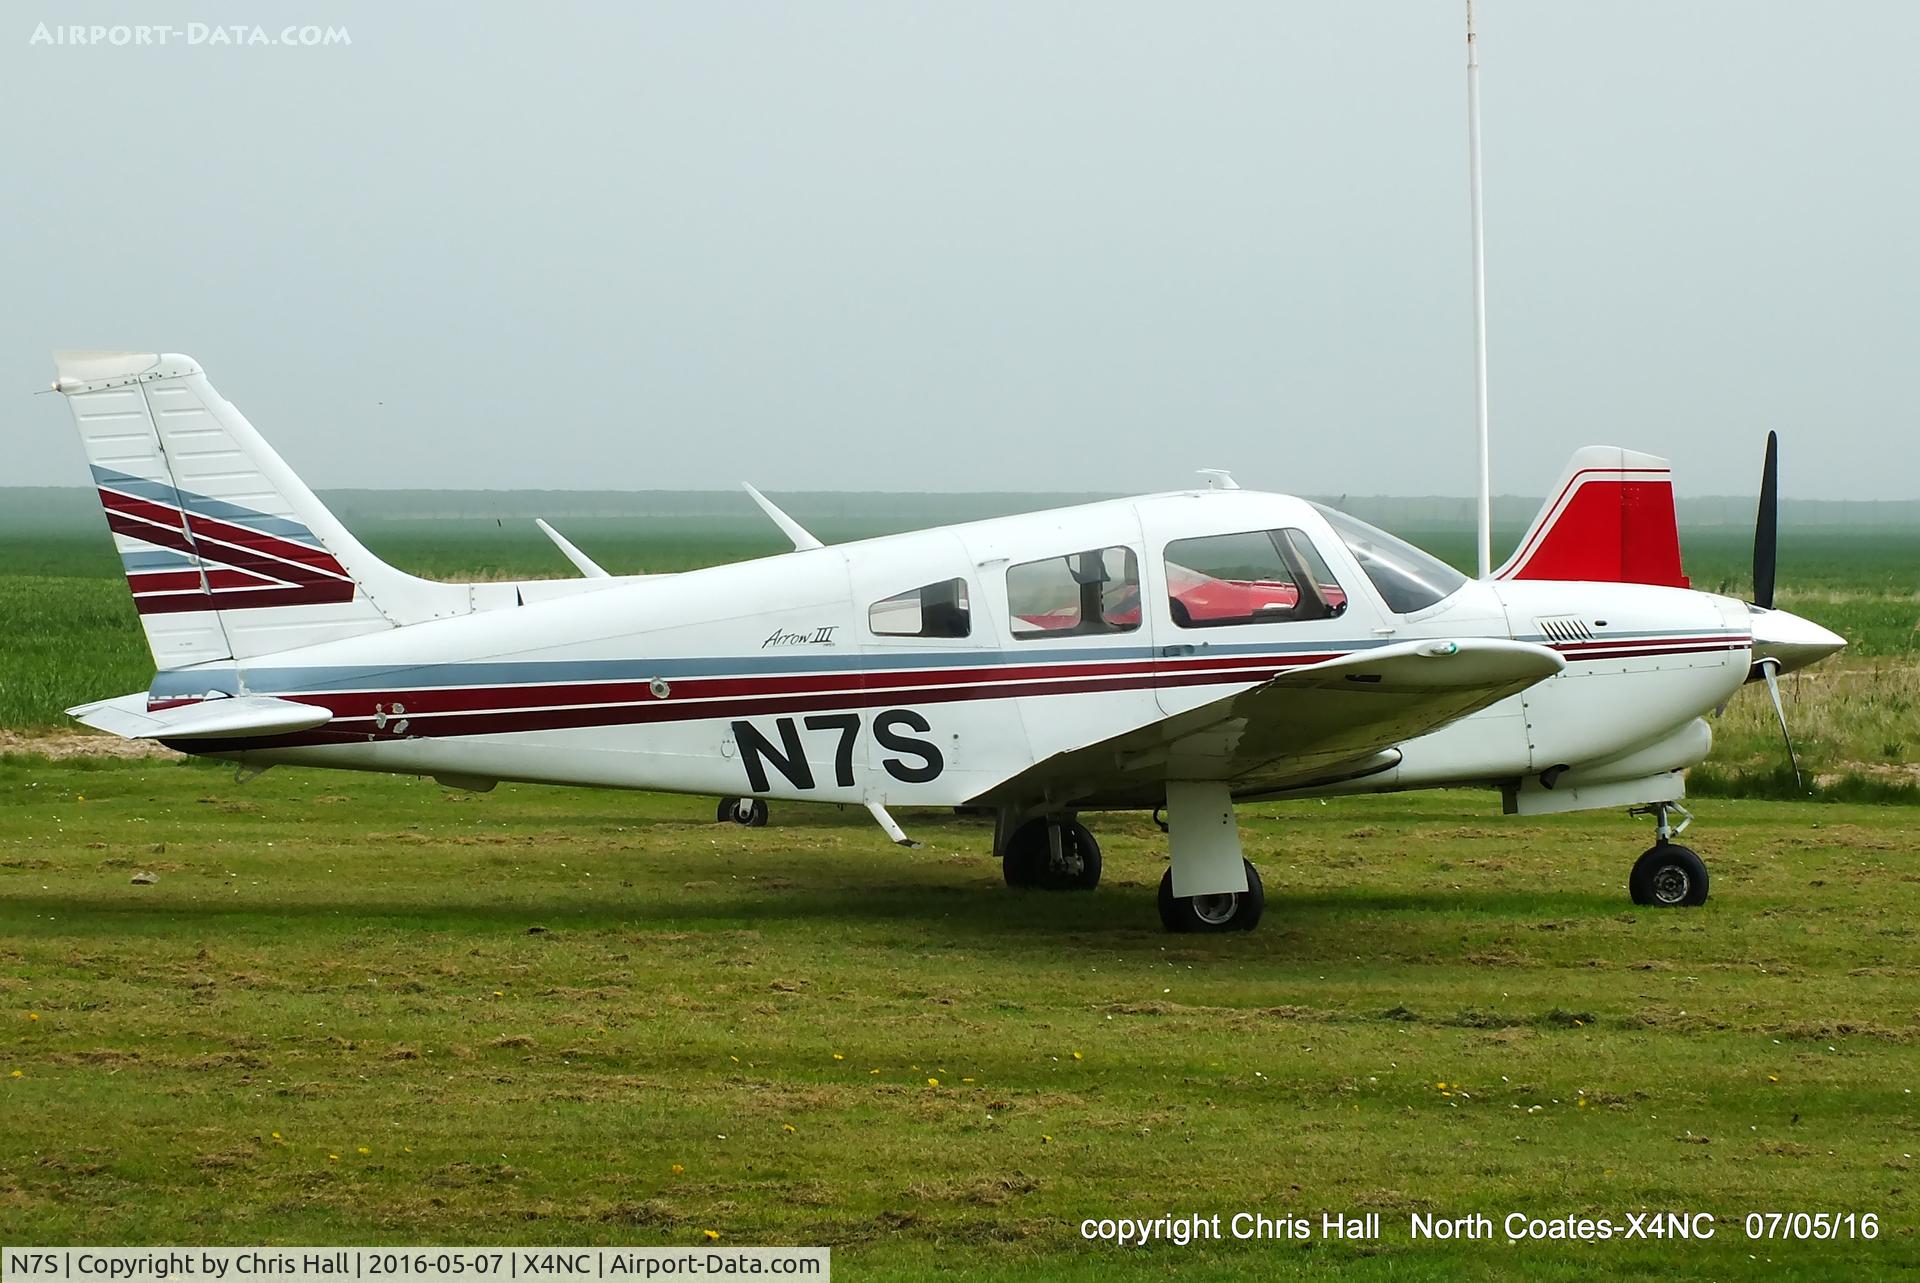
[534,518,610,578]
[742,482,824,552]
[1466,0,1493,577]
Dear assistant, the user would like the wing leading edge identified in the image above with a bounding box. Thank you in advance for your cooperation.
[972,637,1565,808]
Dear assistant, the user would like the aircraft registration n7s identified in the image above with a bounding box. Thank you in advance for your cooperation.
[53,352,1845,932]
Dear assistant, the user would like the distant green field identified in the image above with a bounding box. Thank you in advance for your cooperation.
[2,758,1916,1278]
[1,499,1909,794]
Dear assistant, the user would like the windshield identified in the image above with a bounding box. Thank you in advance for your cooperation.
[1311,504,1468,615]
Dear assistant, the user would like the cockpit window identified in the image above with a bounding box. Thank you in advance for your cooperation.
[1312,504,1467,614]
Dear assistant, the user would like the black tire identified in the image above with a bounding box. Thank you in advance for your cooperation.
[1629,842,1708,907]
[1002,819,1101,891]
[1158,860,1265,932]
[716,797,769,827]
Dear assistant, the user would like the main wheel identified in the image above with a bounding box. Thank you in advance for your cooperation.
[716,797,769,827]
[1629,842,1708,907]
[1002,819,1101,891]
[1158,860,1264,933]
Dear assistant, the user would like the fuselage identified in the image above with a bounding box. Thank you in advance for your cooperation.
[153,488,1759,813]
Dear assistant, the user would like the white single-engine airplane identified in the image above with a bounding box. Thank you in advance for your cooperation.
[54,352,1845,931]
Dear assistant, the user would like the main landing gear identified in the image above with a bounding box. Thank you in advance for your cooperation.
[716,797,769,827]
[1157,859,1265,933]
[1001,817,1102,891]
[999,783,1268,933]
[1627,801,1709,907]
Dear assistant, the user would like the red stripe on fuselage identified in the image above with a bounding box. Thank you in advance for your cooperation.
[239,650,1343,720]
[160,635,1750,752]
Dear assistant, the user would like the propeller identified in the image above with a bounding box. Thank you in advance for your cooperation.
[1757,658,1802,788]
[1749,431,1800,786]
[1752,430,1778,610]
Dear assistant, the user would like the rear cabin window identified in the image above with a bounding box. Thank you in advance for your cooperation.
[1164,528,1348,628]
[1007,547,1141,638]
[869,577,972,638]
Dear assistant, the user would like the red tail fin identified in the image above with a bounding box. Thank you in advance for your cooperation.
[1494,447,1689,588]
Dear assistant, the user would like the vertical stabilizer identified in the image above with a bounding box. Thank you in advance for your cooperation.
[54,351,470,669]
[1493,446,1690,589]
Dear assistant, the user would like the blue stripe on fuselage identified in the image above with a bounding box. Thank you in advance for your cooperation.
[147,629,1750,701]
[149,636,1399,698]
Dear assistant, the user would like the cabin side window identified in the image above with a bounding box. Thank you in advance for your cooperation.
[869,577,972,638]
[1006,547,1141,638]
[1164,528,1348,628]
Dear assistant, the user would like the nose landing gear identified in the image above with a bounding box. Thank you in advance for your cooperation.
[1627,801,1709,907]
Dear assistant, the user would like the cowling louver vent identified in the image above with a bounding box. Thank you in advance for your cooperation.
[1536,615,1595,644]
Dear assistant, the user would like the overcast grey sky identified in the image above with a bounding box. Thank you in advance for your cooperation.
[4,2,1914,498]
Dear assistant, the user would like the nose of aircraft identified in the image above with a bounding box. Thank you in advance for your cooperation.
[1748,605,1847,678]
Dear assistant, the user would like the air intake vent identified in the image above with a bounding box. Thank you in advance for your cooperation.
[1536,615,1595,644]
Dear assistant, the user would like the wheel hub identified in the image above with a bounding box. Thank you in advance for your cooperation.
[1652,864,1690,905]
[1191,892,1239,925]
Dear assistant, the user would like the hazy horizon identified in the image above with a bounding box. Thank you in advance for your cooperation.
[7,3,1916,499]
[9,482,1916,536]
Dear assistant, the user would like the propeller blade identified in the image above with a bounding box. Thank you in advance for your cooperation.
[1758,658,1802,789]
[1752,430,1779,609]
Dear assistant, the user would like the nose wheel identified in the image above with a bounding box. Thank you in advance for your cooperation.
[1627,802,1709,907]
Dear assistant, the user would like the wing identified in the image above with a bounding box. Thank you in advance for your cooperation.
[971,637,1564,807]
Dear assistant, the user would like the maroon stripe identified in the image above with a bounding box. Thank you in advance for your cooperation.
[105,490,347,587]
[184,511,349,578]
[1554,633,1748,654]
[130,568,292,595]
[99,489,188,532]
[134,582,357,615]
[105,511,200,558]
[1566,642,1748,662]
[174,527,343,586]
[176,665,1268,751]
[274,651,1342,718]
[159,636,1754,749]
[127,570,207,594]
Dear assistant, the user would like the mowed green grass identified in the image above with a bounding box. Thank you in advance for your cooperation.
[3,756,1917,1279]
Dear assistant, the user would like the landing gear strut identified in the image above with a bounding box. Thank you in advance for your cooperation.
[1002,817,1102,891]
[716,797,769,827]
[1627,801,1709,907]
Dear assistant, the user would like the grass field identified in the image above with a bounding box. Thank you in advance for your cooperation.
[0,497,1915,1277]
[3,756,1917,1278]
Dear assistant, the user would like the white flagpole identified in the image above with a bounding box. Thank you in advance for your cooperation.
[1466,0,1493,577]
